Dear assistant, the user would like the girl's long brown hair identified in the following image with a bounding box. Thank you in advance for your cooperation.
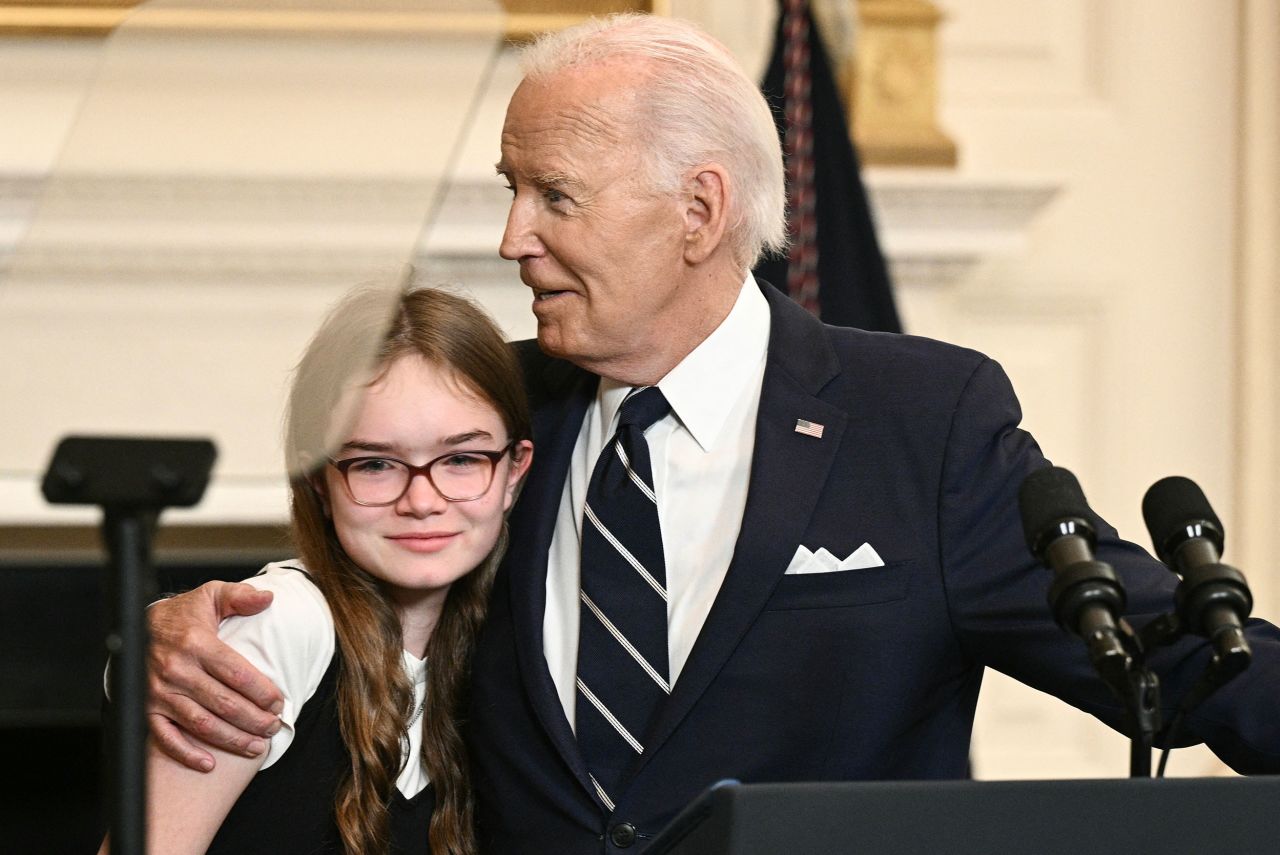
[284,282,530,855]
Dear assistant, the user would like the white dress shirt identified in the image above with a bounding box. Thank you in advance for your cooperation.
[543,275,771,728]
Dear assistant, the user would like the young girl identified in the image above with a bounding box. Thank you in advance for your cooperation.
[105,285,532,854]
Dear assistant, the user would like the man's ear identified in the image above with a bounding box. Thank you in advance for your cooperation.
[682,164,730,265]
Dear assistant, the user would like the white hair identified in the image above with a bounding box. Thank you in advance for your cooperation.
[518,14,788,267]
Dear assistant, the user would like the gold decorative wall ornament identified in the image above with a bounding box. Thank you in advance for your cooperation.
[848,0,956,167]
[0,0,668,38]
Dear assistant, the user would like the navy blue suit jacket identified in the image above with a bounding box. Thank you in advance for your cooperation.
[468,283,1280,853]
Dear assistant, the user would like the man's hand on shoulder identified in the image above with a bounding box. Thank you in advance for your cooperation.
[147,581,284,772]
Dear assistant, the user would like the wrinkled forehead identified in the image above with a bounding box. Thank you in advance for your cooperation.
[500,61,648,162]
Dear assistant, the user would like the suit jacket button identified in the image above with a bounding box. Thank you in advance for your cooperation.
[609,822,637,848]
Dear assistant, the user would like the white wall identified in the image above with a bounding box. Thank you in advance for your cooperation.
[927,0,1261,779]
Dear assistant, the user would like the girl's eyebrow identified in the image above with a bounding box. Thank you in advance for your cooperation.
[340,440,396,454]
[337,431,495,455]
[441,430,494,446]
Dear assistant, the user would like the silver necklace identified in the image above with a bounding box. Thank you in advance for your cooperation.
[407,694,426,729]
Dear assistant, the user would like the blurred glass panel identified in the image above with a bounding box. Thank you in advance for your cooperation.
[0,0,506,522]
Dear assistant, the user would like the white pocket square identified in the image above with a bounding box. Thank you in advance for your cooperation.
[784,542,885,575]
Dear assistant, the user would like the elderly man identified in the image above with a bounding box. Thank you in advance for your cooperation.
[146,13,1280,854]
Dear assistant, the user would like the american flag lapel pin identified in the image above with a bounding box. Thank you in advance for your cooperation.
[794,418,824,439]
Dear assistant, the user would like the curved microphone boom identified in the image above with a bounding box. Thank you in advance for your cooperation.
[1141,476,1253,675]
[1018,467,1131,677]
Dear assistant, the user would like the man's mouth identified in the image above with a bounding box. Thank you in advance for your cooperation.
[534,289,570,302]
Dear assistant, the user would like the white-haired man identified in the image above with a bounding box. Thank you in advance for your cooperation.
[146,14,1280,853]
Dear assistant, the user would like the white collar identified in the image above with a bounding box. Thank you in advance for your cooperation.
[597,274,770,451]
[401,648,427,685]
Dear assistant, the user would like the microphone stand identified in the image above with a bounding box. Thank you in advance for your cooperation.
[1115,628,1159,779]
[1062,582,1253,778]
[1137,609,1252,777]
[1063,606,1160,778]
[101,508,160,855]
[1044,547,1159,778]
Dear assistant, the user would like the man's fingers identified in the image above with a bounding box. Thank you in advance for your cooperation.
[140,578,282,771]
[147,581,284,717]
[149,713,215,772]
[148,639,280,743]
[201,643,284,717]
[155,690,274,759]
[162,652,282,739]
[216,582,274,620]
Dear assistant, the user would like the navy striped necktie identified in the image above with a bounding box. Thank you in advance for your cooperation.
[575,385,672,810]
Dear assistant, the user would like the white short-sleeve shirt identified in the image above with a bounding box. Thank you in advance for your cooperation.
[224,562,429,797]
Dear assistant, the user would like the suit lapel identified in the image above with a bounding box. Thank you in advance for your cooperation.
[505,352,598,787]
[638,284,849,766]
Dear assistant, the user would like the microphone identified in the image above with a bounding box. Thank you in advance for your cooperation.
[1019,467,1130,675]
[1141,476,1252,673]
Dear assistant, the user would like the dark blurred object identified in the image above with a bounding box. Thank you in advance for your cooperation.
[2,726,105,854]
[42,436,217,510]
[42,435,218,855]
[0,555,265,853]
[0,557,264,727]
[754,0,901,333]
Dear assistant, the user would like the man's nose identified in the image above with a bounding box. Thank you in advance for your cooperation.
[499,196,541,261]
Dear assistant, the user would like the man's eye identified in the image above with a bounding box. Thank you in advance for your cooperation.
[543,188,566,204]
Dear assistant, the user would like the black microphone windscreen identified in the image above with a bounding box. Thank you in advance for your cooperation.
[1142,476,1224,564]
[1018,466,1092,557]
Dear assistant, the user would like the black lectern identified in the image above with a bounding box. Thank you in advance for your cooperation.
[647,777,1280,855]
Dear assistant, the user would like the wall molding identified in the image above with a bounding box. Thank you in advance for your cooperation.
[1,169,1059,287]
[0,167,1059,525]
